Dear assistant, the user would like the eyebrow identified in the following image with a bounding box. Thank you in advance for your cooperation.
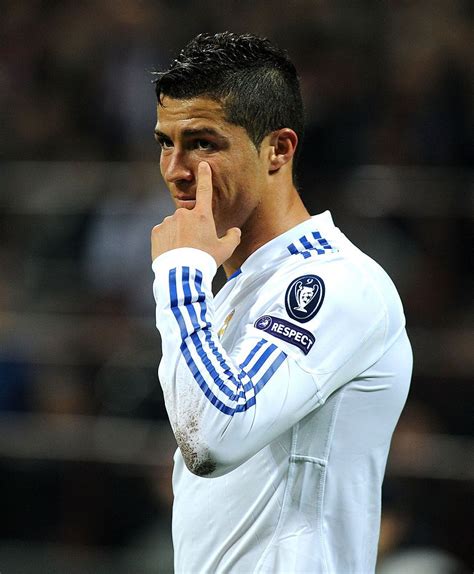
[154,127,224,139]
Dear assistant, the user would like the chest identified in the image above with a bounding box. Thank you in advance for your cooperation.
[214,278,275,350]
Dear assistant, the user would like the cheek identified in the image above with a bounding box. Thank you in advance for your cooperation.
[159,155,174,189]
[159,154,166,176]
[203,161,225,193]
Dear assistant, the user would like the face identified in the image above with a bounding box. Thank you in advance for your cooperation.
[155,96,270,237]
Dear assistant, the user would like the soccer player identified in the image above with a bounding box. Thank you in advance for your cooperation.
[151,32,412,573]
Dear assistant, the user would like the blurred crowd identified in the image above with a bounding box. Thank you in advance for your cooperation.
[0,1,472,572]
[1,1,472,166]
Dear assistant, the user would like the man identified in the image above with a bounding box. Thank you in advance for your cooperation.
[151,32,412,573]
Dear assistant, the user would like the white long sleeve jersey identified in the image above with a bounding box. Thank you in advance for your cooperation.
[152,211,412,574]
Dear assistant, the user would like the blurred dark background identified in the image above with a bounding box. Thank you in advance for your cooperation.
[0,1,472,573]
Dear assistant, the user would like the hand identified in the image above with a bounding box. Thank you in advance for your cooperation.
[151,162,241,266]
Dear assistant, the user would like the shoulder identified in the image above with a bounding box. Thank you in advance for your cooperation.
[258,249,394,321]
[250,248,406,359]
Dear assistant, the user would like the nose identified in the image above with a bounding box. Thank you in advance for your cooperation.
[162,150,194,186]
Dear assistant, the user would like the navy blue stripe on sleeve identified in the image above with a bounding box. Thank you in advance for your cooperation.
[168,267,287,415]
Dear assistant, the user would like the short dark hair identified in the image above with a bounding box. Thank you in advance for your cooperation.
[154,32,304,167]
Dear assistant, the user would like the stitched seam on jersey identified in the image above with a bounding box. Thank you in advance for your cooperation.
[290,454,326,465]
[319,387,346,571]
[313,308,386,378]
[345,255,391,353]
[170,267,287,415]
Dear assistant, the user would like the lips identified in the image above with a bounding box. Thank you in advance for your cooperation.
[175,196,196,209]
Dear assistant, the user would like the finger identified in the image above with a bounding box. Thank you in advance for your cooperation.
[220,227,241,249]
[213,227,241,266]
[195,161,213,213]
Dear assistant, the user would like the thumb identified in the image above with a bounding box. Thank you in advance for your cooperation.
[220,227,242,248]
[214,227,241,266]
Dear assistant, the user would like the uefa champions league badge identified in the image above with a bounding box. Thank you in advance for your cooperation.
[285,275,325,323]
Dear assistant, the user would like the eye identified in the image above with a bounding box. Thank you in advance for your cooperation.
[194,139,215,151]
[157,136,173,150]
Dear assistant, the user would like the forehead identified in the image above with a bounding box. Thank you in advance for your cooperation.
[156,96,226,130]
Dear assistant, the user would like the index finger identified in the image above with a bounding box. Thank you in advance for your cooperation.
[195,161,213,213]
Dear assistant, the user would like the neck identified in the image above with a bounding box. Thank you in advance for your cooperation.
[223,183,311,278]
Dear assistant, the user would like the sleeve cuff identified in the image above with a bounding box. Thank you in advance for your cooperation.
[152,247,218,278]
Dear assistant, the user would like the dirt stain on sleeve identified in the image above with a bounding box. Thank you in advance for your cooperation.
[174,414,217,477]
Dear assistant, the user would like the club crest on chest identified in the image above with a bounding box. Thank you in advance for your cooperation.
[218,309,235,339]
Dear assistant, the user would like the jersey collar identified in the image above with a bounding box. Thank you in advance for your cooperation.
[232,211,336,279]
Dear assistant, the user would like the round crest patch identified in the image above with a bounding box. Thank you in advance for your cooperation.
[285,275,325,323]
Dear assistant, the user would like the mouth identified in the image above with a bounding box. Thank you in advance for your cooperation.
[174,194,196,209]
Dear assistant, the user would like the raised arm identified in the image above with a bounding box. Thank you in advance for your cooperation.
[152,249,320,477]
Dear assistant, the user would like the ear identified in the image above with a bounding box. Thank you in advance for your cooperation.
[268,129,298,173]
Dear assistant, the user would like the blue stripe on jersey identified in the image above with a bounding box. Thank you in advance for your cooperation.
[239,339,266,370]
[169,267,287,415]
[194,270,211,330]
[287,232,334,258]
[299,235,317,258]
[182,267,192,305]
[299,235,313,250]
[313,232,331,249]
[178,340,235,415]
[169,268,188,337]
[242,342,278,392]
[180,335,285,415]
[193,270,242,396]
[312,232,334,251]
[189,332,243,400]
[287,243,299,255]
[169,267,243,411]
[193,270,206,305]
[254,351,287,394]
[246,343,277,379]
[192,274,281,399]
